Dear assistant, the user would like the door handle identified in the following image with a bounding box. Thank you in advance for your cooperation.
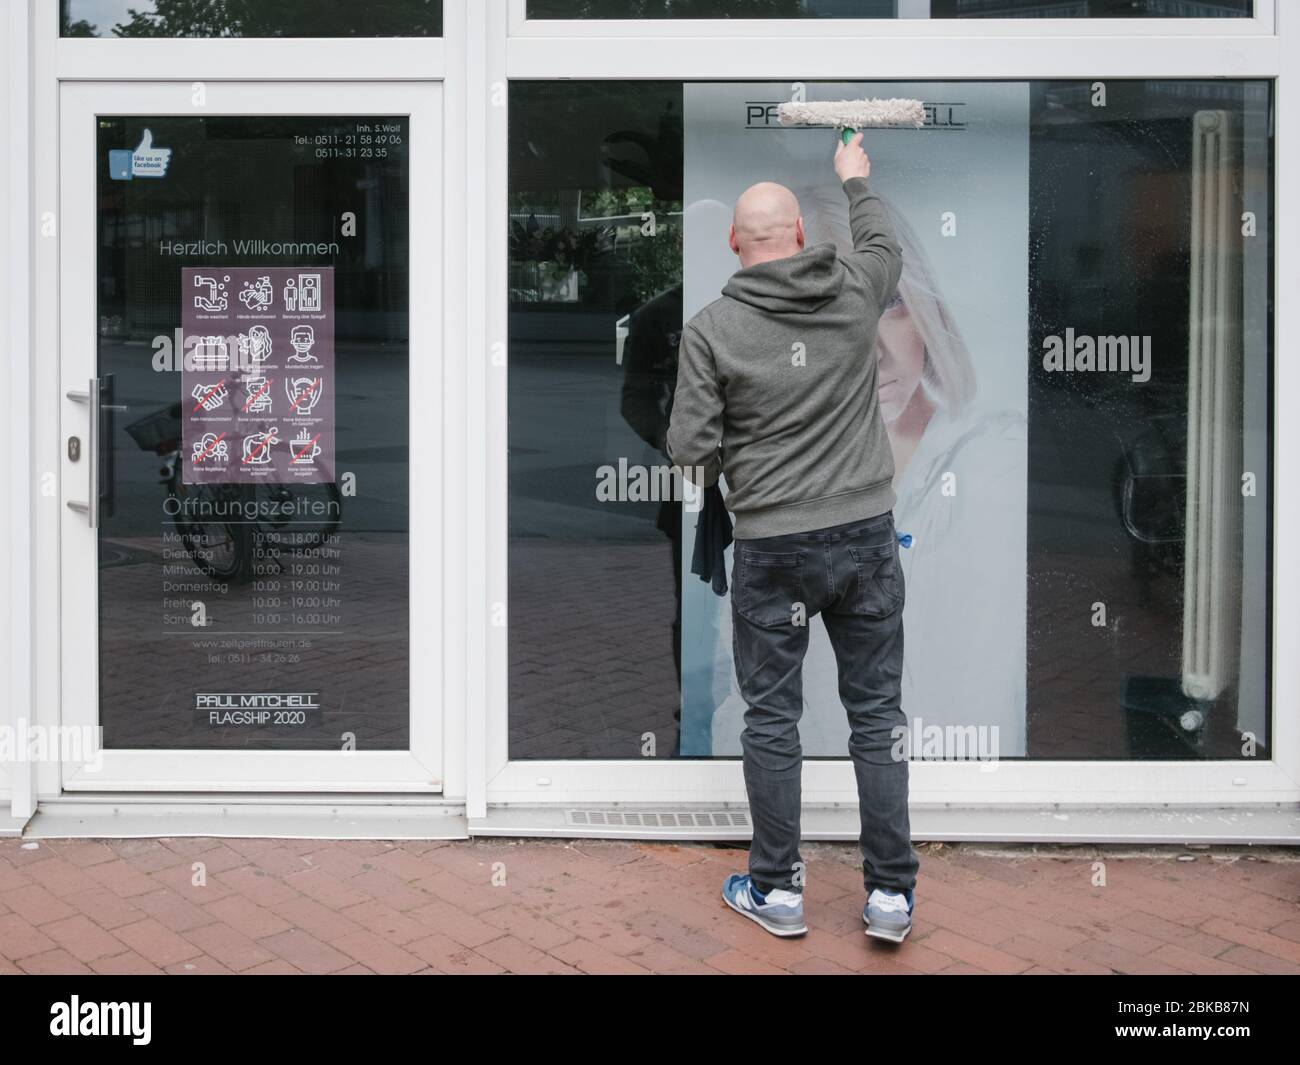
[66,377,99,528]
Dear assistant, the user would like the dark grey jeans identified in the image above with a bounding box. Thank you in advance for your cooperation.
[730,511,919,896]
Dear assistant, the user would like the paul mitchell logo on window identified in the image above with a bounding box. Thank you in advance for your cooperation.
[195,693,321,710]
[50,997,151,1046]
[742,101,964,131]
[196,692,322,727]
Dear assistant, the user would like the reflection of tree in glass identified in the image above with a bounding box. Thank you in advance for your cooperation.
[508,217,612,273]
[628,214,682,307]
[584,188,683,305]
[602,103,682,203]
[599,104,683,303]
[509,85,683,304]
[59,0,97,33]
[77,0,438,37]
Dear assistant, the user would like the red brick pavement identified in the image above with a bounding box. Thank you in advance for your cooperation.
[0,838,1296,975]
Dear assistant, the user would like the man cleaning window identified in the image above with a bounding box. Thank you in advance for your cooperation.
[667,131,919,943]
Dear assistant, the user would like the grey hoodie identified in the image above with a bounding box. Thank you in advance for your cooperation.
[667,176,903,539]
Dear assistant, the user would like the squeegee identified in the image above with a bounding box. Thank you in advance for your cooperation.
[777,98,926,144]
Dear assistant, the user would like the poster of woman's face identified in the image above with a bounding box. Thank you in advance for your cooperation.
[680,82,1030,759]
[877,295,926,423]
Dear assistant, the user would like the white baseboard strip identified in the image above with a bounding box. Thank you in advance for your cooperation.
[16,799,1300,844]
[26,799,469,840]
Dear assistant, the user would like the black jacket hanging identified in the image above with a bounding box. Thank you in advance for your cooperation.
[690,483,734,597]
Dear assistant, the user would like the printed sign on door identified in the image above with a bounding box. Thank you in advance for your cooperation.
[182,266,334,484]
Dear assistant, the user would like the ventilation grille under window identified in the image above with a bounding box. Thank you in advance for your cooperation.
[566,809,750,829]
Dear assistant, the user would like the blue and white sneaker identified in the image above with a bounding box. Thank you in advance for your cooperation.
[721,874,807,937]
[863,887,914,943]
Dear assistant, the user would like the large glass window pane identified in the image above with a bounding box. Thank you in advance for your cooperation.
[62,0,441,37]
[97,115,410,749]
[508,83,685,759]
[526,1,1251,18]
[508,79,1272,762]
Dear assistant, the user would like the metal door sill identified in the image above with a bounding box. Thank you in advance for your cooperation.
[26,796,469,840]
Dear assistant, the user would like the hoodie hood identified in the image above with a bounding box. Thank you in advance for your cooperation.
[721,241,844,314]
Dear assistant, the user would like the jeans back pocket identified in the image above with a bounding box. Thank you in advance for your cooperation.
[734,547,805,629]
[846,540,904,619]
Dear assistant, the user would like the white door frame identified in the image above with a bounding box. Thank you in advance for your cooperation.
[57,80,444,792]
[477,3,1300,809]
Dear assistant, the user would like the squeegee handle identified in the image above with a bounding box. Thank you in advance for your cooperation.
[841,127,857,145]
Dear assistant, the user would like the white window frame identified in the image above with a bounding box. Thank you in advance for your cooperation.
[478,0,1300,810]
[54,37,446,82]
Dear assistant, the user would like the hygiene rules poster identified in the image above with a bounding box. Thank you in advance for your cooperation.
[680,82,1029,758]
[182,266,334,484]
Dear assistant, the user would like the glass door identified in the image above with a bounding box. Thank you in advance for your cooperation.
[58,82,441,791]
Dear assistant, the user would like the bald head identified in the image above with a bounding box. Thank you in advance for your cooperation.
[730,182,805,268]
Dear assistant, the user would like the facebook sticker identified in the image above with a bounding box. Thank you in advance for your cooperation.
[108,129,172,180]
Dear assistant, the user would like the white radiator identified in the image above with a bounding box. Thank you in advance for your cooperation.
[1182,110,1244,703]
